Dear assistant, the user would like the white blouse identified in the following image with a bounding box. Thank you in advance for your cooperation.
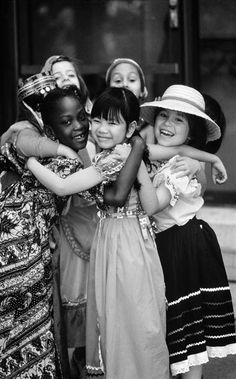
[152,156,204,232]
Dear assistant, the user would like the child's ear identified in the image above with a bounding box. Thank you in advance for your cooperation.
[126,121,137,139]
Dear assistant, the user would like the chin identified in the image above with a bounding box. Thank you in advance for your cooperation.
[78,141,87,150]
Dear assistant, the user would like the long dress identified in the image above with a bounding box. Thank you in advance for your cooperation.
[86,149,169,379]
[0,144,82,379]
[58,194,98,348]
[151,156,236,376]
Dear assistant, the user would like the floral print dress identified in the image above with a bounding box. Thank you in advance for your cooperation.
[0,144,82,379]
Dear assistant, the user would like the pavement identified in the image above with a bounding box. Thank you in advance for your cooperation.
[198,204,236,379]
[203,354,236,378]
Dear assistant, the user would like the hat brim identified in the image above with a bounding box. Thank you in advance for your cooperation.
[141,99,221,142]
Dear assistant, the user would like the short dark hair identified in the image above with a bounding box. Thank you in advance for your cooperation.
[40,85,82,127]
[186,114,208,151]
[91,87,140,128]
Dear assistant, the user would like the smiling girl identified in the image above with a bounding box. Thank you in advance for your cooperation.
[141,84,236,379]
[27,87,171,379]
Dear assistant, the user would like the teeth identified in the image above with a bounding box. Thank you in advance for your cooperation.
[74,134,84,140]
[160,129,174,136]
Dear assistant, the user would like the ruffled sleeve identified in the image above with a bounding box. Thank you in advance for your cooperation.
[153,155,202,207]
[43,156,83,178]
[92,148,125,183]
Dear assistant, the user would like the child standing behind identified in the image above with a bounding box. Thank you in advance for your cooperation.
[141,84,236,378]
[27,87,170,379]
[105,57,155,143]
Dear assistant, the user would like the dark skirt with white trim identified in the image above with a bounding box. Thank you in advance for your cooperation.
[155,217,236,376]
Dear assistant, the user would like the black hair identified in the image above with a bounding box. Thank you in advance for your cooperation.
[154,108,208,151]
[186,114,208,151]
[51,55,89,106]
[92,87,150,190]
[40,85,83,129]
[91,87,140,128]
[203,94,226,153]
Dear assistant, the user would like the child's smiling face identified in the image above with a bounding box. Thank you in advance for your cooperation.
[154,109,190,147]
[91,112,128,150]
[51,96,89,151]
[52,61,80,90]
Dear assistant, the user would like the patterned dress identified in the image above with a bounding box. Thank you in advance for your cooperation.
[85,149,169,379]
[151,156,236,376]
[0,144,82,379]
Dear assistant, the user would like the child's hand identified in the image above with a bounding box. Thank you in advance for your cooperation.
[113,143,132,162]
[130,134,146,150]
[171,156,201,179]
[211,158,227,184]
[26,156,38,170]
[1,121,33,146]
[57,144,79,159]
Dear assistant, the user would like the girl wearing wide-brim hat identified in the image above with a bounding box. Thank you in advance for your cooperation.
[141,85,236,378]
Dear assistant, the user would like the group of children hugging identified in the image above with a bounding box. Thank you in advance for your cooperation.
[0,55,235,379]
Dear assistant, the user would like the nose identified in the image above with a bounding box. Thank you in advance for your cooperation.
[98,119,109,134]
[164,117,173,127]
[61,73,69,82]
[73,119,83,130]
[123,79,129,88]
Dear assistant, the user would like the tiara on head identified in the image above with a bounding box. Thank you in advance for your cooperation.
[18,72,57,101]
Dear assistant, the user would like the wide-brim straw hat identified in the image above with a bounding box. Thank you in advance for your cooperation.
[141,84,221,142]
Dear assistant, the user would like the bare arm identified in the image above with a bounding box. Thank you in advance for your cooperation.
[16,128,78,159]
[27,157,104,196]
[103,136,145,207]
[136,161,159,215]
[170,156,207,192]
[1,120,33,146]
[139,124,155,144]
[137,162,171,215]
[148,143,214,162]
[148,143,227,183]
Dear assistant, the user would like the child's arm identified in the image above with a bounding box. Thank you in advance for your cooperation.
[27,157,105,195]
[103,136,145,206]
[148,143,227,184]
[137,162,171,215]
[16,128,78,159]
[170,156,207,192]
[137,161,160,215]
[27,147,130,196]
[0,120,33,146]
[139,124,155,144]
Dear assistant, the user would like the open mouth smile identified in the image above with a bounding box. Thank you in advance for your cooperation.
[160,129,174,137]
[73,133,87,141]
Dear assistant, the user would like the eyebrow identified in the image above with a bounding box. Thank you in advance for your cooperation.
[112,71,138,77]
[53,70,76,75]
[176,111,186,117]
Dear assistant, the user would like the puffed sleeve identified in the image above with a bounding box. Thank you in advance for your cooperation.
[42,157,95,204]
[153,155,202,206]
[43,157,83,178]
[92,149,125,183]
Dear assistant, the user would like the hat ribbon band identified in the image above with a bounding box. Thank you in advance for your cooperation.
[161,95,205,112]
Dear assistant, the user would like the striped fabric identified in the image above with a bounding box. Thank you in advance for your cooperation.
[155,217,236,376]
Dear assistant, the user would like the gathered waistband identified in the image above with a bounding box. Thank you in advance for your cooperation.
[98,208,155,242]
[98,208,145,219]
